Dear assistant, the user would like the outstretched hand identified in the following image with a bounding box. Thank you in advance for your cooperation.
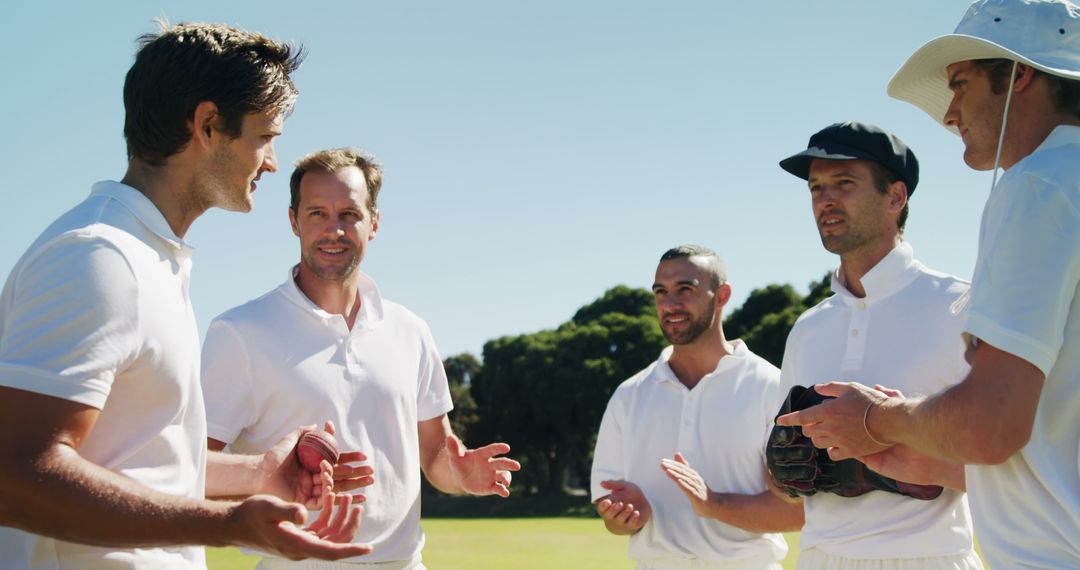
[660,453,715,519]
[234,491,369,561]
[776,382,897,460]
[595,479,651,535]
[446,435,521,497]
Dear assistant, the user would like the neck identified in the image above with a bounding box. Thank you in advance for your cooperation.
[1000,89,1080,170]
[295,263,362,329]
[121,160,207,238]
[668,326,733,390]
[837,236,900,298]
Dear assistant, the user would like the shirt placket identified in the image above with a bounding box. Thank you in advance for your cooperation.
[841,300,871,374]
[676,383,700,452]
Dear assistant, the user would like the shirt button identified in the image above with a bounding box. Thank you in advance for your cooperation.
[858,301,867,309]
[852,329,860,337]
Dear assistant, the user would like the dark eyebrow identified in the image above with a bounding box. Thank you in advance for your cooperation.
[948,71,965,90]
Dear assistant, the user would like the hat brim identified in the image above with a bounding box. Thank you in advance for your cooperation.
[888,33,1080,134]
[779,146,865,181]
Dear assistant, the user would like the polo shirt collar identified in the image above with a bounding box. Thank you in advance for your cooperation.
[90,180,192,254]
[1028,124,1080,156]
[283,266,386,329]
[654,339,749,387]
[832,241,920,302]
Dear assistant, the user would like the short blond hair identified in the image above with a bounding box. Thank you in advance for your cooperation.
[289,148,383,216]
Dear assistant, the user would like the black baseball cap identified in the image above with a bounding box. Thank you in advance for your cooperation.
[779,121,920,195]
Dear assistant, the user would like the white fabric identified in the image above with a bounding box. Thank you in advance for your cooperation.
[0,181,207,569]
[590,340,788,566]
[257,553,424,570]
[963,125,1080,569]
[796,548,984,570]
[201,269,453,564]
[887,0,1080,131]
[779,242,977,561]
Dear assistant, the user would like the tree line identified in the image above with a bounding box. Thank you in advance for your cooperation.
[439,275,831,496]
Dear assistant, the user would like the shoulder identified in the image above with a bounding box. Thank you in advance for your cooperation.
[609,357,663,400]
[211,285,290,329]
[380,298,431,331]
[788,294,841,337]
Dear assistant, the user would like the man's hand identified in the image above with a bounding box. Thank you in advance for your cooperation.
[859,444,966,490]
[595,480,651,535]
[232,492,370,561]
[777,381,896,460]
[660,453,716,519]
[256,424,335,510]
[445,435,520,497]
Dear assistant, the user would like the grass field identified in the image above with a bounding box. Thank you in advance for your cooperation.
[206,519,801,569]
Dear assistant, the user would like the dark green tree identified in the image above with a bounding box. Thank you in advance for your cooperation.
[443,353,481,441]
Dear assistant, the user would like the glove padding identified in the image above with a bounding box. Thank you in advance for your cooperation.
[766,385,943,501]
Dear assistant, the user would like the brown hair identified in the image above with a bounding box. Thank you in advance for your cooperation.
[973,58,1080,119]
[866,161,909,235]
[123,21,304,166]
[290,148,384,216]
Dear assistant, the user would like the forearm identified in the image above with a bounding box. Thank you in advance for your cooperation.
[701,491,803,533]
[422,445,464,495]
[0,444,238,548]
[205,450,264,498]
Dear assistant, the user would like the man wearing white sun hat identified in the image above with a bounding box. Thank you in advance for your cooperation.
[775,1,1080,568]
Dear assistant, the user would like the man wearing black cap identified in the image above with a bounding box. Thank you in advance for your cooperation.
[773,122,982,570]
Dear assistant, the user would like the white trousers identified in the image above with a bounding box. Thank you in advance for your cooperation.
[256,553,424,570]
[636,552,783,570]
[796,548,983,570]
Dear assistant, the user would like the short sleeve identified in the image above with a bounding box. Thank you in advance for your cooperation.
[966,174,1080,376]
[415,322,453,421]
[201,318,257,443]
[590,391,626,502]
[0,233,141,408]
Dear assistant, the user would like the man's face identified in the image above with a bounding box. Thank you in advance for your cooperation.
[203,110,284,212]
[944,60,1007,171]
[289,165,378,282]
[808,159,894,256]
[652,257,718,345]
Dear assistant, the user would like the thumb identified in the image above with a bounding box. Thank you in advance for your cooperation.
[813,381,849,397]
[446,434,465,458]
[674,452,688,466]
[324,420,336,436]
[600,479,626,491]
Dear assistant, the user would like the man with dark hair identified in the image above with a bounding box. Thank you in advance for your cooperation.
[201,147,520,569]
[0,22,369,569]
[779,1,1080,567]
[591,245,800,570]
[774,122,981,570]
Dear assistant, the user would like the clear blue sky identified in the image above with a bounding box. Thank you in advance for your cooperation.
[0,1,988,358]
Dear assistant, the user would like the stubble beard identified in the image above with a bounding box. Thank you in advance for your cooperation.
[663,302,716,346]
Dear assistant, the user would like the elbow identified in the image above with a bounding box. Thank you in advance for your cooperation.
[965,427,1030,465]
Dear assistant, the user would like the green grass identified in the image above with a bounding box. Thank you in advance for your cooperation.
[207,520,801,569]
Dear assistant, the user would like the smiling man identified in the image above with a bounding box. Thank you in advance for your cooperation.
[590,245,799,570]
[201,147,520,570]
[0,22,369,569]
[774,122,981,570]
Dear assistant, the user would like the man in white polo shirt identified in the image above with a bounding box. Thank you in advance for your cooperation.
[778,1,1080,567]
[591,245,801,570]
[201,147,521,570]
[0,23,368,569]
[774,122,981,570]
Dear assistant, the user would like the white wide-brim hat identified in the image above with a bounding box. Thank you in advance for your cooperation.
[888,0,1080,133]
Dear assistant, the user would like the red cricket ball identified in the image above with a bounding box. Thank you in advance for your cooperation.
[295,430,340,473]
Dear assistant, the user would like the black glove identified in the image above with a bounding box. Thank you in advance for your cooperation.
[766,385,943,500]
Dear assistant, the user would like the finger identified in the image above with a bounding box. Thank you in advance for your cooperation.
[322,504,363,543]
[335,476,376,493]
[318,494,353,539]
[336,450,369,464]
[674,452,688,466]
[306,492,335,533]
[776,410,813,427]
[595,498,613,516]
[274,522,373,559]
[488,457,521,472]
[324,420,336,436]
[873,384,904,398]
[333,463,375,478]
[490,481,510,498]
[828,446,855,461]
[614,503,634,525]
[471,441,512,459]
[813,381,854,398]
[627,510,643,529]
[495,470,512,487]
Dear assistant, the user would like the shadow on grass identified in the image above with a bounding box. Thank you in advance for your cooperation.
[421,492,596,518]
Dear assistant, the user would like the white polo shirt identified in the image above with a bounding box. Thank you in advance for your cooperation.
[590,340,788,567]
[963,125,1080,569]
[779,242,974,560]
[201,269,453,564]
[0,181,207,569]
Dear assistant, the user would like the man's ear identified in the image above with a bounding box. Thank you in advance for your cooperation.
[190,101,222,150]
[288,207,300,237]
[1012,63,1037,92]
[888,181,908,214]
[369,209,379,241]
[716,282,732,310]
